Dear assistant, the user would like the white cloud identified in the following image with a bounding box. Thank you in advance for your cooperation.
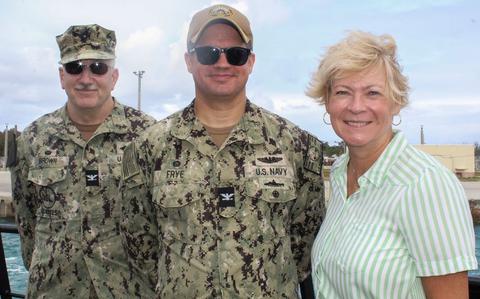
[269,93,320,115]
[348,0,464,13]
[0,0,478,145]
[123,27,164,51]
[163,103,183,114]
[245,0,290,25]
[411,97,480,109]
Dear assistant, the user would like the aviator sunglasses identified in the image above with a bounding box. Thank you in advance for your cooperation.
[63,60,111,75]
[189,46,251,66]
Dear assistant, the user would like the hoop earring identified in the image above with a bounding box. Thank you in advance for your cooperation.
[323,112,331,125]
[392,114,402,126]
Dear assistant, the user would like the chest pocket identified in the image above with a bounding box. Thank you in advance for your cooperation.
[153,177,212,245]
[28,161,68,216]
[27,156,68,186]
[28,167,67,186]
[242,178,297,241]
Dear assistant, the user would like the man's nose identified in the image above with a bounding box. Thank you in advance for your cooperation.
[215,52,230,66]
[78,66,95,82]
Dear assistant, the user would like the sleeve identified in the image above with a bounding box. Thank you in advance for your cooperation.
[119,139,159,291]
[399,167,477,276]
[290,133,326,281]
[10,133,36,270]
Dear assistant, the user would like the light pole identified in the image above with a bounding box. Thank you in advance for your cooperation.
[420,125,425,144]
[133,70,145,111]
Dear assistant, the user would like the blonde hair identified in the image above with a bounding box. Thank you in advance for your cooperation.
[306,31,409,108]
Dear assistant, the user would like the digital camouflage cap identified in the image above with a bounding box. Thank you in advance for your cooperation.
[56,24,116,64]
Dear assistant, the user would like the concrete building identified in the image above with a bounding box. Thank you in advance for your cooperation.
[414,144,475,178]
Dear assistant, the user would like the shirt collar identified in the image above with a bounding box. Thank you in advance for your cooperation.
[331,130,409,187]
[170,99,267,145]
[363,130,408,186]
[47,99,130,141]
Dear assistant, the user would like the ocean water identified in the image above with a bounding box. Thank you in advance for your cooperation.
[471,224,480,277]
[1,220,480,294]
[0,218,28,294]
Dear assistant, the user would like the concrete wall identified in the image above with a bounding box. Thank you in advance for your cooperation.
[0,170,13,217]
[0,197,14,218]
[414,144,475,177]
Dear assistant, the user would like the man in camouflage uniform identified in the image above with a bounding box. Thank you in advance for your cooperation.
[120,4,325,298]
[10,24,156,298]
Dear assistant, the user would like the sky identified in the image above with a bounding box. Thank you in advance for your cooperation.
[0,0,479,145]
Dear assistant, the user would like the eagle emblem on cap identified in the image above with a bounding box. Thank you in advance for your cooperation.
[209,6,233,17]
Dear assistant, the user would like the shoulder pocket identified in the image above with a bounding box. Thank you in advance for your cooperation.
[304,133,323,175]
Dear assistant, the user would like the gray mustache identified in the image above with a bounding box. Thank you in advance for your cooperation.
[75,84,97,91]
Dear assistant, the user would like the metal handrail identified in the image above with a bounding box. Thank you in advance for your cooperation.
[0,223,17,234]
[1,222,480,298]
[0,222,25,299]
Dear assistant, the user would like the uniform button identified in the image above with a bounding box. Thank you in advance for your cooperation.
[272,190,279,198]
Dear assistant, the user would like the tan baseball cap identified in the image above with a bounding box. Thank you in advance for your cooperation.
[56,24,116,64]
[187,4,253,50]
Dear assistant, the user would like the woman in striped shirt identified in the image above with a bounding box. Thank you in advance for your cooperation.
[306,31,477,298]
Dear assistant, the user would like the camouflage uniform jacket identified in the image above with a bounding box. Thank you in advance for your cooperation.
[11,100,156,299]
[121,100,325,298]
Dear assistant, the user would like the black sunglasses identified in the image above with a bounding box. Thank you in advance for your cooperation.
[63,60,110,75]
[189,46,251,66]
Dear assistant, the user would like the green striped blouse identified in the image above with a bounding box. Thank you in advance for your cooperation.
[311,131,477,298]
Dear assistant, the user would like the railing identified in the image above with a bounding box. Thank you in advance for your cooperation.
[0,223,25,299]
[1,222,480,299]
[471,275,480,298]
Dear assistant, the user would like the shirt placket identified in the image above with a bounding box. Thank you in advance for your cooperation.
[317,174,359,277]
[80,139,101,252]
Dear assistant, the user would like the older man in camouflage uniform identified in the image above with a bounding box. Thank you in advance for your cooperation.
[120,4,325,298]
[10,24,155,298]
